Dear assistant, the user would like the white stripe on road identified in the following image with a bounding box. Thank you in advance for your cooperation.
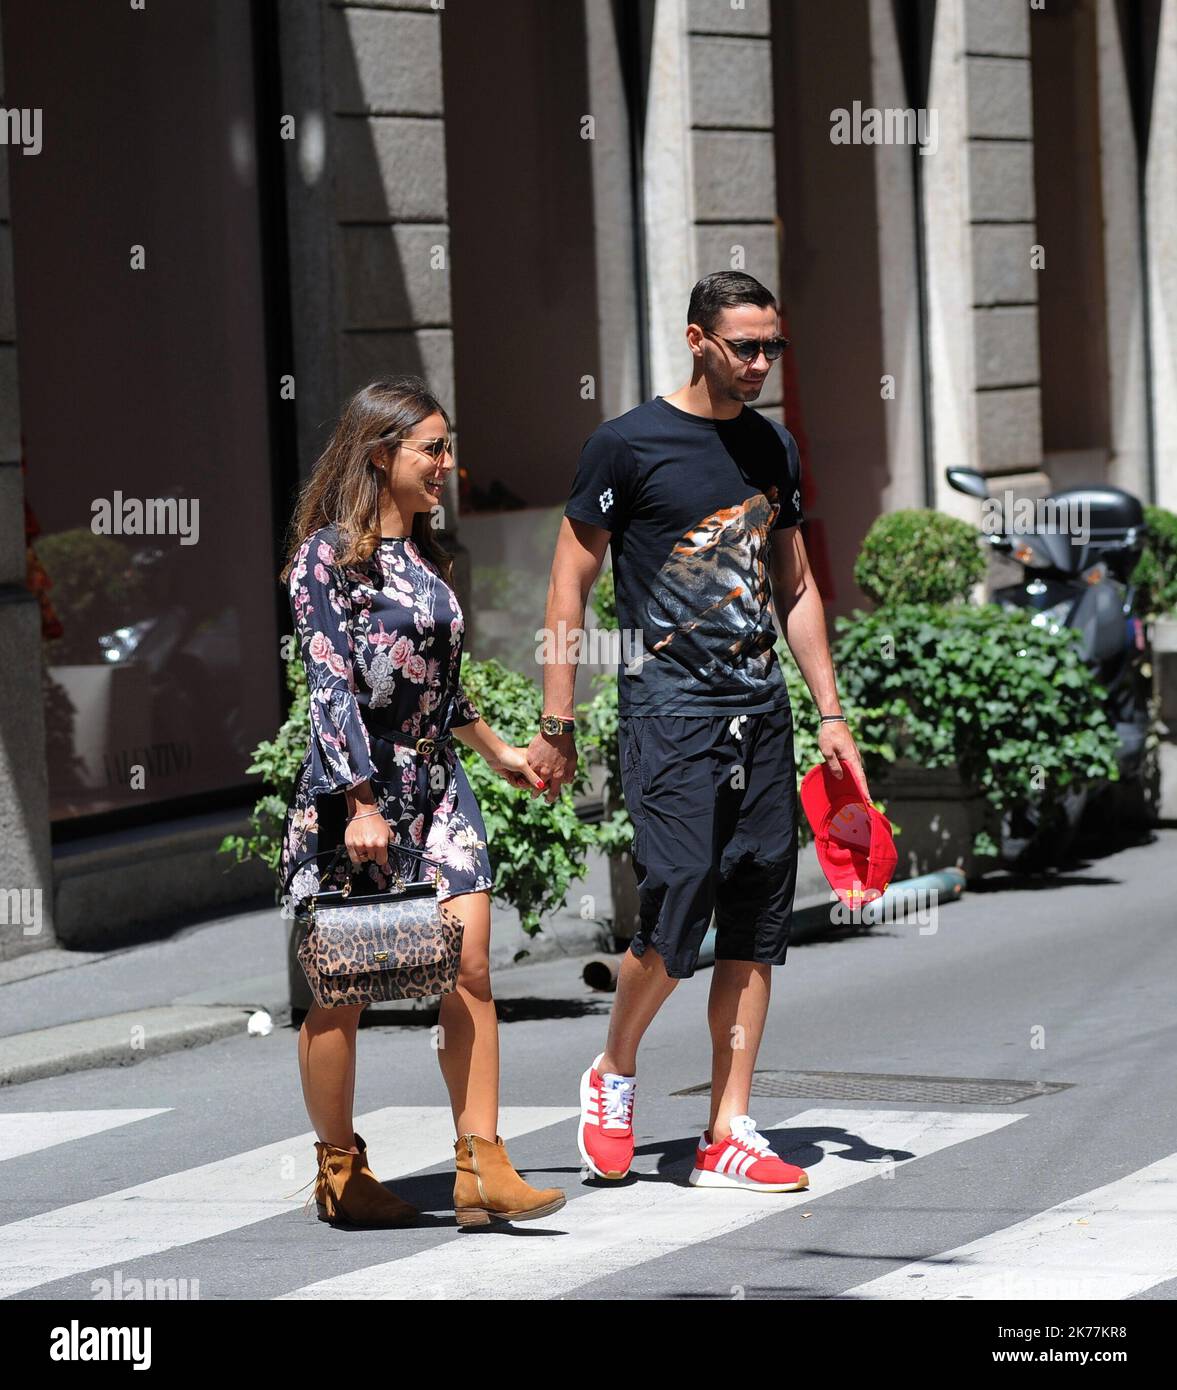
[0,1106,574,1297]
[0,1110,170,1164]
[280,1108,1023,1300]
[842,1151,1177,1300]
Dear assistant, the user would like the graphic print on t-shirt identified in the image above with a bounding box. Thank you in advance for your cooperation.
[637,491,780,693]
[563,396,804,715]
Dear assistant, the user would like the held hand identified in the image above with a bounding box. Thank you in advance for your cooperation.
[344,808,392,868]
[488,744,548,796]
[526,731,577,805]
[818,722,873,805]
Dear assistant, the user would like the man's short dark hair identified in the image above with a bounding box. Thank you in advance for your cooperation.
[687,271,777,333]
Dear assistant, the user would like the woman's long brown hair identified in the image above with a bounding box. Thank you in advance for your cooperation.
[279,376,456,586]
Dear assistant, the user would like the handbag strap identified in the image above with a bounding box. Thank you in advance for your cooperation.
[282,837,441,900]
[282,743,452,899]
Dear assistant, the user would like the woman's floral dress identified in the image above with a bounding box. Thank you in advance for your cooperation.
[279,524,494,910]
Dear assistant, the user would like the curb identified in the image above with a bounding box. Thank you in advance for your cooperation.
[0,872,968,1085]
[582,869,969,987]
[789,867,968,941]
[0,1005,261,1088]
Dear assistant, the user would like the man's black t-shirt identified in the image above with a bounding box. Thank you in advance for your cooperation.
[563,395,804,716]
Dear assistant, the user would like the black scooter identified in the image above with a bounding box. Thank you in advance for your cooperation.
[946,467,1156,865]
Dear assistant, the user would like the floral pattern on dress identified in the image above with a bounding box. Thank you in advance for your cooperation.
[279,525,492,909]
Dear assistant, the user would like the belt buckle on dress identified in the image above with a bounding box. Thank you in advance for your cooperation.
[415,737,435,757]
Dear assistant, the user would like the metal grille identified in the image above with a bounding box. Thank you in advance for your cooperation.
[672,1070,1071,1105]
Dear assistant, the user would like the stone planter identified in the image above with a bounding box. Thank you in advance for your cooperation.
[607,848,640,944]
[601,773,640,944]
[1151,618,1177,821]
[870,759,992,882]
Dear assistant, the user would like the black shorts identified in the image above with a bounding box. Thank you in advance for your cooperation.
[618,704,799,979]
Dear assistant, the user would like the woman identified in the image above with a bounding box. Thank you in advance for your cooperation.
[278,375,565,1229]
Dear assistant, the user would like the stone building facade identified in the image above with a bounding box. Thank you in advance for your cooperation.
[1,0,1174,955]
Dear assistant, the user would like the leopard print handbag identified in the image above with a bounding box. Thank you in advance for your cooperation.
[295,846,464,1008]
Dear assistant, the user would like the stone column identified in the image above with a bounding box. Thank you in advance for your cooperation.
[0,11,55,957]
[280,0,454,476]
[1145,0,1177,510]
[869,0,924,512]
[585,0,641,420]
[1094,0,1151,501]
[644,0,780,412]
[927,0,1045,518]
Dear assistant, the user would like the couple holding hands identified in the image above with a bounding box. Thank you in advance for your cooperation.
[279,272,870,1230]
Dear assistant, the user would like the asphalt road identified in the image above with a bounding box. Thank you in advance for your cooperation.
[2,829,1175,1302]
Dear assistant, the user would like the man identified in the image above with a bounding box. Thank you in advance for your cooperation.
[527,271,871,1191]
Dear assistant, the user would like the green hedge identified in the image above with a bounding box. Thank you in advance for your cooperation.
[1133,505,1177,621]
[854,509,986,608]
[832,602,1122,855]
[221,650,603,938]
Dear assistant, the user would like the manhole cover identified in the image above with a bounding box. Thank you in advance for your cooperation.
[671,1070,1071,1105]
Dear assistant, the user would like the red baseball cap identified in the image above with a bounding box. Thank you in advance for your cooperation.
[799,761,897,906]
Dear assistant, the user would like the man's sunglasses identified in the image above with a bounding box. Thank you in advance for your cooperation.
[382,433,453,461]
[703,331,790,362]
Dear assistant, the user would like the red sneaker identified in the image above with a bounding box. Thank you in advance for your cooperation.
[689,1114,809,1192]
[577,1053,636,1180]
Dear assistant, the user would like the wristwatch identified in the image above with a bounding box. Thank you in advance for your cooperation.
[540,714,576,736]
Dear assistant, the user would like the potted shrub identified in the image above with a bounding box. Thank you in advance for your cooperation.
[840,509,1122,875]
[575,571,639,944]
[835,602,1121,877]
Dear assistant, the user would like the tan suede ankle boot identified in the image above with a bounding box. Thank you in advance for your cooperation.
[314,1131,418,1228]
[453,1132,566,1228]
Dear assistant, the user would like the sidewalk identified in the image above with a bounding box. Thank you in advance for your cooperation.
[0,842,852,1088]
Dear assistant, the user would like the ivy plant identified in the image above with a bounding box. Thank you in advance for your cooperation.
[456,655,600,935]
[222,649,602,938]
[219,652,309,876]
[832,602,1122,856]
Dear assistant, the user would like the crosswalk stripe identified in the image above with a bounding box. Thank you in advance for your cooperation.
[0,1110,171,1164]
[0,1105,575,1298]
[279,1107,1024,1300]
[841,1151,1177,1300]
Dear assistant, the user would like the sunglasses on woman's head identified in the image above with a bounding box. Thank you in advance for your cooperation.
[703,331,790,362]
